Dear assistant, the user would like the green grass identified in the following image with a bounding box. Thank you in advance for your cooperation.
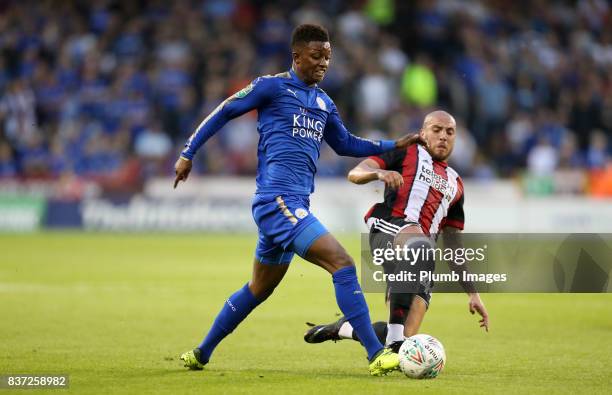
[0,233,610,394]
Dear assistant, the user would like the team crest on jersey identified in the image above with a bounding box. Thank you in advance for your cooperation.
[295,208,309,219]
[234,83,253,98]
[316,96,327,111]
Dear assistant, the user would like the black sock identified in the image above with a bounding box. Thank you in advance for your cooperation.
[351,321,387,345]
[372,321,388,345]
[388,292,413,324]
[353,321,387,344]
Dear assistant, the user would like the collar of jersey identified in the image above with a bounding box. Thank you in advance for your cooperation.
[418,145,448,167]
[289,69,317,89]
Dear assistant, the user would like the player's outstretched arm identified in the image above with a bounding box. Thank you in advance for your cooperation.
[173,77,275,188]
[323,104,396,157]
[347,158,403,189]
[323,104,424,157]
[442,227,490,332]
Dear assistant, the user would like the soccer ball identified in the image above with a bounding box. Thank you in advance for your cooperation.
[398,334,446,379]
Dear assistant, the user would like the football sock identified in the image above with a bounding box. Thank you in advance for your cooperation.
[339,320,388,345]
[338,321,354,340]
[389,299,408,324]
[342,320,388,345]
[386,323,405,345]
[332,266,383,360]
[197,283,261,363]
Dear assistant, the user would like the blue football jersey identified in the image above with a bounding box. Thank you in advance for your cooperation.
[182,69,395,195]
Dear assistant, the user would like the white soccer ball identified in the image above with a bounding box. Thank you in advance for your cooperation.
[398,334,446,379]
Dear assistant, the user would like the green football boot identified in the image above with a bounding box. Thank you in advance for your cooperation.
[180,349,206,371]
[368,348,400,376]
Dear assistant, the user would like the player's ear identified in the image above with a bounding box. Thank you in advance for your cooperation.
[291,44,302,63]
[292,42,307,64]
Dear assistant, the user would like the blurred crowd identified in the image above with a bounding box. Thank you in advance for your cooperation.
[0,0,611,191]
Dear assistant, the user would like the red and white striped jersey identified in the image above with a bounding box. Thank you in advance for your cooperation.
[365,144,464,235]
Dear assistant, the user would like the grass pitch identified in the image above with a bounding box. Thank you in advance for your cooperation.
[0,233,610,394]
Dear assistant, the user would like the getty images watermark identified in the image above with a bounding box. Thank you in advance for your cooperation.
[360,233,612,293]
[370,242,506,285]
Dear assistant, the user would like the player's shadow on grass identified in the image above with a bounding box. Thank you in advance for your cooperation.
[131,366,372,380]
[182,367,377,380]
[124,358,392,380]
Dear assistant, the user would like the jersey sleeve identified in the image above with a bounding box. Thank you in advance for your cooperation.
[442,179,465,230]
[181,76,276,159]
[368,148,404,170]
[323,102,395,157]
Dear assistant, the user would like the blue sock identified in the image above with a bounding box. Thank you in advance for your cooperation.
[197,283,261,363]
[332,266,384,360]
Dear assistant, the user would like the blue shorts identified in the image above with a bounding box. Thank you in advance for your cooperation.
[252,193,329,264]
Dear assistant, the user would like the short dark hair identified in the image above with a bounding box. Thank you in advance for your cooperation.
[291,24,329,47]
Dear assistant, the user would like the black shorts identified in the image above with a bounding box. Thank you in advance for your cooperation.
[368,216,433,306]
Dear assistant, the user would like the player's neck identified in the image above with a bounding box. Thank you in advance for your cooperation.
[291,66,317,87]
[424,146,449,165]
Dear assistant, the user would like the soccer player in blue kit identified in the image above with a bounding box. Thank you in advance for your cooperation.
[173,24,421,376]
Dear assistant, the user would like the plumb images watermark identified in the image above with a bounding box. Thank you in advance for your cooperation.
[0,375,69,389]
[371,267,507,285]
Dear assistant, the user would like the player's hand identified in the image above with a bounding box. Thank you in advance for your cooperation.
[468,293,489,332]
[376,169,404,189]
[394,133,426,149]
[174,156,192,189]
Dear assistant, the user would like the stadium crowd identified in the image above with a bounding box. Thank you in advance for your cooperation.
[0,0,610,188]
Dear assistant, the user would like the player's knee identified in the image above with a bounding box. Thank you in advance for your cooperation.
[337,250,354,267]
[394,231,432,253]
[306,237,355,273]
[249,280,279,301]
[395,234,436,276]
[328,249,354,271]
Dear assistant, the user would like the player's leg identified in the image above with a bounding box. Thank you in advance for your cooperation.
[311,292,428,347]
[304,225,393,345]
[403,295,428,337]
[333,221,432,350]
[180,231,292,370]
[320,294,428,351]
[304,233,383,359]
[248,258,290,300]
[302,233,398,375]
[304,220,432,351]
[324,287,430,352]
[192,258,288,363]
[304,317,387,344]
[384,292,429,351]
[385,224,433,348]
[251,194,396,374]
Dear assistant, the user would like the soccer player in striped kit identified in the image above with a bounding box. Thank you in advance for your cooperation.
[304,111,489,351]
